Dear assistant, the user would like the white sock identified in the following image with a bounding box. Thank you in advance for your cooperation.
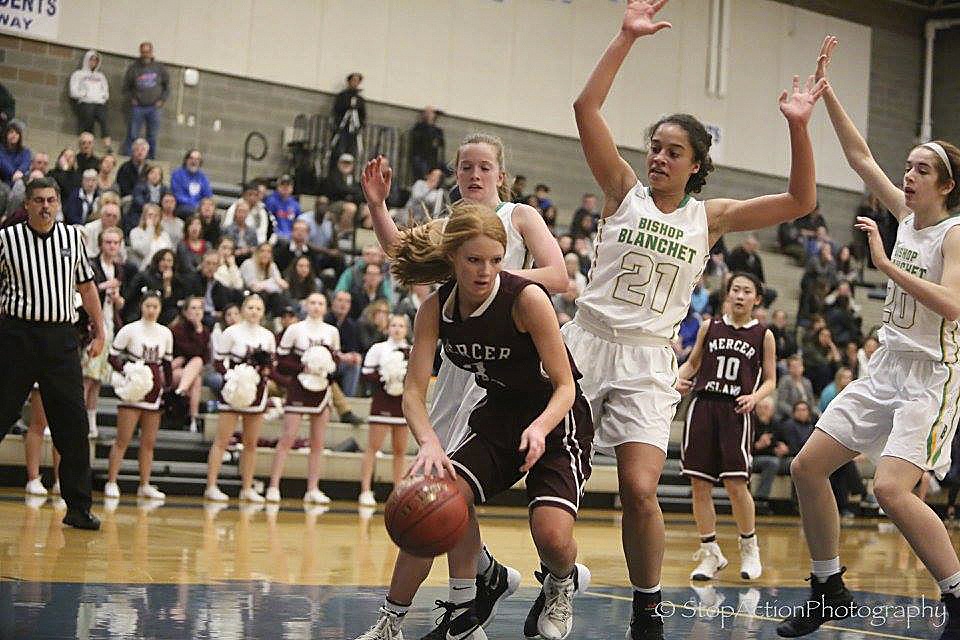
[811,557,841,583]
[87,409,97,429]
[449,578,476,604]
[939,571,960,597]
[633,583,661,594]
[383,597,410,618]
[476,545,495,578]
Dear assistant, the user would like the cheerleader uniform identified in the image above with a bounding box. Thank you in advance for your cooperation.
[362,338,409,425]
[276,318,341,414]
[214,321,277,413]
[108,319,174,411]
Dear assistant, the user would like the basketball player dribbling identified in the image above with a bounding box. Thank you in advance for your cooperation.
[676,273,777,582]
[356,135,568,640]
[776,37,960,639]
[568,2,824,637]
[397,203,592,640]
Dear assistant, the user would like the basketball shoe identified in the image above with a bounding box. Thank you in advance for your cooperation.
[445,560,520,639]
[524,563,591,638]
[690,541,728,581]
[355,606,404,640]
[739,536,762,580]
[626,590,664,640]
[939,593,960,639]
[776,568,854,637]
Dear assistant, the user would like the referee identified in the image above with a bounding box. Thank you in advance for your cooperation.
[0,177,104,530]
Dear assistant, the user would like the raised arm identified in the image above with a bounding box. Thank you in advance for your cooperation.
[816,36,908,221]
[707,75,825,241]
[510,204,568,293]
[361,156,403,256]
[573,0,671,209]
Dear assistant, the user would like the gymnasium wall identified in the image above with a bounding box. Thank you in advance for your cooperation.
[932,26,960,147]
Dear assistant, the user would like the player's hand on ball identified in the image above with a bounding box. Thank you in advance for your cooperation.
[519,424,547,473]
[675,376,694,394]
[409,439,456,480]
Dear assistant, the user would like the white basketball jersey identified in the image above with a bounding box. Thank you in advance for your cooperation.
[496,202,532,270]
[277,319,340,357]
[879,214,960,362]
[110,319,173,364]
[575,182,709,339]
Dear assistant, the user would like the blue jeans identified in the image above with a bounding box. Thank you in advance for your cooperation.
[338,362,361,397]
[124,105,160,158]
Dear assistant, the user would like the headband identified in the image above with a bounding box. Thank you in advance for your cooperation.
[922,142,954,180]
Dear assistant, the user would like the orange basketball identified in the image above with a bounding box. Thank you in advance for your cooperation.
[384,475,470,558]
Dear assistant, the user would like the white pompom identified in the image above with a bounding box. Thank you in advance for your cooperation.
[380,350,407,397]
[222,363,261,410]
[111,361,154,403]
[298,346,336,392]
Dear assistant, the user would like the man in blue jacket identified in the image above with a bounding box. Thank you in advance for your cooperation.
[170,149,212,218]
[263,174,301,241]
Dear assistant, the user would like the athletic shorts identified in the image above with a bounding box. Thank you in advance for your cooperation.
[680,393,753,483]
[562,317,679,455]
[449,390,594,518]
[817,346,960,479]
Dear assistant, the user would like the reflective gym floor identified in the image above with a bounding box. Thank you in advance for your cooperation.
[0,490,951,639]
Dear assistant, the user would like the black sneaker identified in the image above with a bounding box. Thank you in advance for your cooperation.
[418,600,467,640]
[628,590,664,640]
[341,411,366,425]
[525,563,591,638]
[63,508,101,530]
[939,593,960,640]
[445,600,482,640]
[474,560,521,629]
[776,569,854,637]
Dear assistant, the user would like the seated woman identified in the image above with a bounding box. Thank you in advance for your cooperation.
[170,296,212,432]
[284,255,324,305]
[176,215,209,274]
[239,242,290,317]
[128,203,172,268]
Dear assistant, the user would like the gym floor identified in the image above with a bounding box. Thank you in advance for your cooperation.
[0,491,950,639]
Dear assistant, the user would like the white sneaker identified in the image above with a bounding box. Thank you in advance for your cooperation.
[103,481,121,499]
[204,485,229,502]
[50,481,60,495]
[240,488,265,503]
[358,490,376,507]
[137,484,166,500]
[690,541,727,581]
[304,489,331,504]
[88,423,98,439]
[738,535,762,580]
[25,478,47,496]
[538,572,576,639]
[354,607,405,640]
[265,487,281,502]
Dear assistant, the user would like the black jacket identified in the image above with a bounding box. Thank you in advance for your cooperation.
[116,159,148,197]
[90,254,138,328]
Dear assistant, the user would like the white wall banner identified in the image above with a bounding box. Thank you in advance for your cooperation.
[0,0,60,40]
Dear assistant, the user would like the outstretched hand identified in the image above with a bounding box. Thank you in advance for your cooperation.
[778,75,827,125]
[622,0,672,39]
[361,155,392,206]
[815,36,839,84]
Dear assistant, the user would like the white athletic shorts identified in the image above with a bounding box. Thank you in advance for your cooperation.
[817,346,960,479]
[562,316,680,455]
[429,352,487,454]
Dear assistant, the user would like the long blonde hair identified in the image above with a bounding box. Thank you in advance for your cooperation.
[139,203,164,238]
[455,133,512,203]
[391,202,507,285]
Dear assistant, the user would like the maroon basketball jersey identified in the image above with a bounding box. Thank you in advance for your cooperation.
[438,271,578,393]
[693,315,766,398]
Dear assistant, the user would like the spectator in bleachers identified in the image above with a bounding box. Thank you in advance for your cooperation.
[510,175,527,203]
[220,199,258,263]
[564,252,587,292]
[335,244,392,301]
[393,283,431,329]
[49,148,80,196]
[403,167,445,224]
[818,367,853,413]
[534,183,553,212]
[776,355,816,421]
[128,203,172,267]
[689,276,709,317]
[284,255,323,305]
[769,309,797,362]
[358,299,390,356]
[170,296,212,432]
[841,340,860,378]
[83,199,122,259]
[75,132,100,174]
[408,106,445,180]
[160,192,184,245]
[29,151,48,176]
[552,278,580,325]
[62,169,99,225]
[857,335,880,379]
[795,203,827,246]
[129,163,166,231]
[802,326,842,395]
[569,193,600,237]
[805,225,838,261]
[703,249,730,291]
[240,242,290,316]
[325,153,363,204]
[524,193,541,211]
[69,51,111,151]
[0,82,13,124]
[727,234,777,307]
[778,219,804,264]
[197,197,221,245]
[176,216,209,274]
[541,205,558,235]
[0,121,29,187]
[264,174,301,241]
[96,155,117,193]
[796,276,829,327]
[331,73,366,163]
[824,281,862,346]
[213,237,245,293]
[124,248,184,325]
[778,400,816,458]
[274,219,316,273]
[349,262,389,320]
[170,149,212,217]
[673,306,700,364]
[705,272,731,318]
[326,290,363,396]
[854,193,897,266]
[223,183,270,244]
[751,396,788,513]
[185,251,236,324]
[117,138,149,197]
[122,41,168,158]
[835,244,857,285]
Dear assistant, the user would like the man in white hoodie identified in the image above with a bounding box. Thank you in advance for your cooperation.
[69,50,111,151]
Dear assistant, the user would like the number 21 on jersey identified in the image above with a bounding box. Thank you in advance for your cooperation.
[612,252,680,314]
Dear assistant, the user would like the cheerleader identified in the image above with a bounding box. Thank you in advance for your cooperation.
[103,291,174,500]
[357,314,409,506]
[205,293,276,502]
[24,389,61,496]
[266,292,340,503]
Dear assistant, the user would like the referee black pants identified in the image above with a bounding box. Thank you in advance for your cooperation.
[0,318,92,511]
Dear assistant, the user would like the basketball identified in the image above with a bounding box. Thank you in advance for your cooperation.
[384,475,470,558]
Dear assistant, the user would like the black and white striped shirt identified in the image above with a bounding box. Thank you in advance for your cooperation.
[0,222,94,323]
